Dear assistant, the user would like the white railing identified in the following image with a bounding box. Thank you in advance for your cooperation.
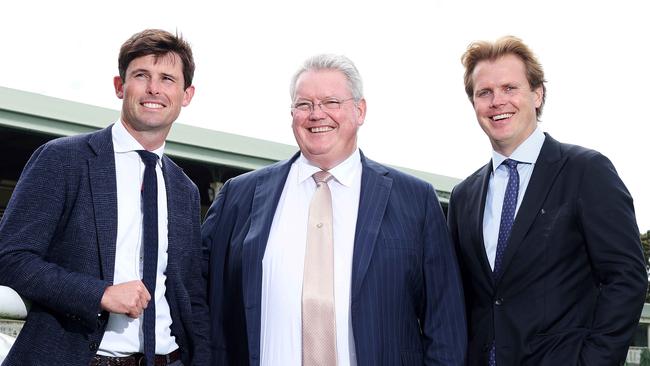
[0,285,28,360]
[0,286,29,320]
[0,332,15,363]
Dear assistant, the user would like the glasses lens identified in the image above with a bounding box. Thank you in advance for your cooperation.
[322,100,342,110]
[294,102,313,112]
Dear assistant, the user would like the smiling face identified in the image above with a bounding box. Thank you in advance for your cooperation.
[114,52,194,147]
[291,69,366,170]
[471,54,543,156]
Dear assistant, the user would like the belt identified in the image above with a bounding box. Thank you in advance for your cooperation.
[90,349,181,366]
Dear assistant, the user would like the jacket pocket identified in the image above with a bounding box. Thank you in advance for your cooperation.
[523,327,588,366]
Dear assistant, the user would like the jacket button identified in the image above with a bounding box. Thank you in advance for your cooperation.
[89,342,98,351]
[495,298,503,306]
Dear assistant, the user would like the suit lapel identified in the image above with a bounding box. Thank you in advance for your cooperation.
[351,153,392,300]
[472,162,495,284]
[498,134,564,280]
[241,153,298,361]
[161,156,182,283]
[87,126,118,283]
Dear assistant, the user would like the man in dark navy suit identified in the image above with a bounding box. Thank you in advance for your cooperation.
[202,54,467,366]
[448,35,647,366]
[0,29,209,366]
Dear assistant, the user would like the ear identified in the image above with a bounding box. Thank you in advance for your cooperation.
[114,76,125,99]
[182,85,195,107]
[533,85,543,108]
[356,98,367,126]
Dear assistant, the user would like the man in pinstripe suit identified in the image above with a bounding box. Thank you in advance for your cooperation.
[202,54,467,366]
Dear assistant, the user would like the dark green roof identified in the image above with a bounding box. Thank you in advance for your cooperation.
[0,86,459,201]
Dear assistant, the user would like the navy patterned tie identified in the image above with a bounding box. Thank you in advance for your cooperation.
[489,158,519,366]
[493,159,520,277]
[137,150,158,366]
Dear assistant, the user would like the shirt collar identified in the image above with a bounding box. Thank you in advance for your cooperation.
[491,127,545,172]
[112,120,165,166]
[296,149,361,187]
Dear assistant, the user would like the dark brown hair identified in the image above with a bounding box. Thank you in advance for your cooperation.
[118,29,195,90]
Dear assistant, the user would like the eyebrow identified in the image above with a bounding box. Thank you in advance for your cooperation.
[129,69,179,80]
[294,96,342,101]
[161,72,177,80]
[129,68,150,75]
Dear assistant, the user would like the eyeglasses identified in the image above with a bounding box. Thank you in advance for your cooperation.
[292,98,355,113]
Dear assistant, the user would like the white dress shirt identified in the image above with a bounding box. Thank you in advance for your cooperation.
[260,149,362,366]
[97,120,178,356]
[483,127,546,270]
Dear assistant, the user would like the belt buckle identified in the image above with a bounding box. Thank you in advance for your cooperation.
[136,354,146,366]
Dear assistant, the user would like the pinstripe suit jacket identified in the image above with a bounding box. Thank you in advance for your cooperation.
[202,151,467,366]
[0,126,210,366]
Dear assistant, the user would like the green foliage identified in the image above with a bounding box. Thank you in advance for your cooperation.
[640,347,650,366]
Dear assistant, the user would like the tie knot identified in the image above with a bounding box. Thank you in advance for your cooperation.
[137,150,159,167]
[313,171,333,184]
[503,159,519,170]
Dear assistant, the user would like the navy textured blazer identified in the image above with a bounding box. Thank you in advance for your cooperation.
[202,151,467,366]
[0,126,210,366]
[448,134,647,366]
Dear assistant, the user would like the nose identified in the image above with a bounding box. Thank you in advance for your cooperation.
[146,79,161,95]
[490,90,506,108]
[309,103,327,120]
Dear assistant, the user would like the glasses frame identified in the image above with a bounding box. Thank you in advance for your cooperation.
[291,97,356,113]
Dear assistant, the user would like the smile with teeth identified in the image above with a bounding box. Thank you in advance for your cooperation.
[310,126,334,133]
[492,113,513,121]
[142,102,164,109]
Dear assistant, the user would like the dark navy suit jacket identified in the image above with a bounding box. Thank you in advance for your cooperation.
[448,134,647,366]
[0,126,210,366]
[202,151,467,366]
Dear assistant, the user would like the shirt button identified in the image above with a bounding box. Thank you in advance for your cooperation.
[495,298,504,306]
[317,223,323,228]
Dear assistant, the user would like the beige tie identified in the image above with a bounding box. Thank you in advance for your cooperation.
[302,171,337,366]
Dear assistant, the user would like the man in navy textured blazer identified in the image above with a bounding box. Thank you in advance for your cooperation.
[202,54,467,366]
[0,30,209,365]
[447,36,647,365]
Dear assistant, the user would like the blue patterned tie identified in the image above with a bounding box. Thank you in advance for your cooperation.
[489,158,519,366]
[493,159,519,277]
[137,150,158,366]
